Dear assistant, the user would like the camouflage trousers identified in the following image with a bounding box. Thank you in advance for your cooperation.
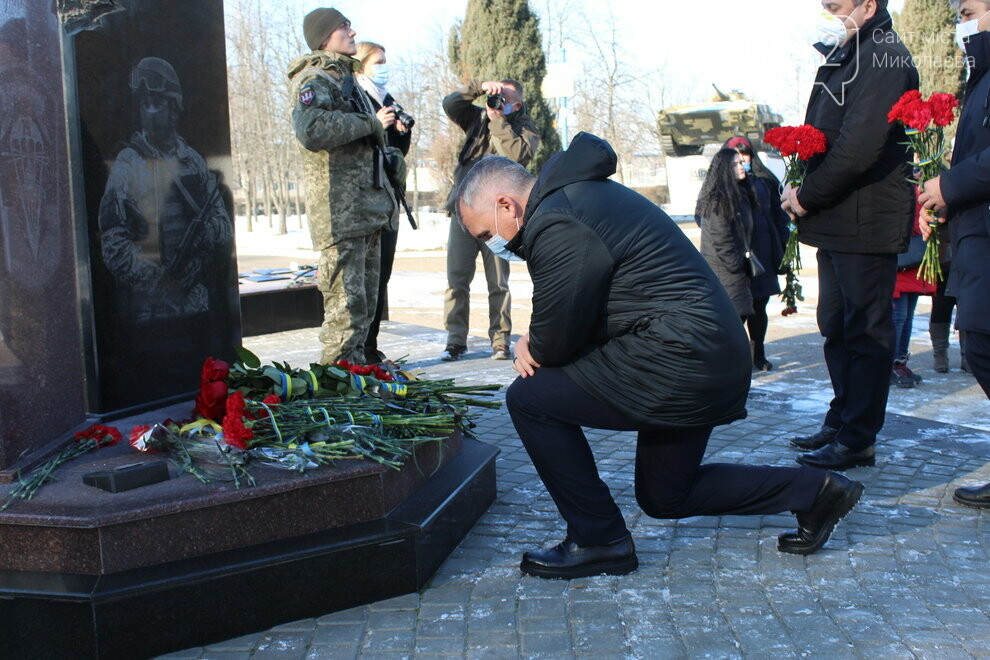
[317,232,381,365]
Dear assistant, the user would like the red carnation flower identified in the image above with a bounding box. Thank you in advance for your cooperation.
[75,424,122,448]
[222,392,253,450]
[929,93,959,128]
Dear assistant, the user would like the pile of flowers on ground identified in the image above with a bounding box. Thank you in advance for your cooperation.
[887,90,959,283]
[2,349,501,507]
[764,124,828,316]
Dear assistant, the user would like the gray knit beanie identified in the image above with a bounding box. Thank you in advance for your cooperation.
[303,8,348,51]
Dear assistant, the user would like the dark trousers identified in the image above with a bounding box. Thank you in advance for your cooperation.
[817,250,896,450]
[747,296,770,361]
[965,330,990,399]
[365,227,398,356]
[505,368,825,547]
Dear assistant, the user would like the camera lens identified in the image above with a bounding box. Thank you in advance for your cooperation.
[486,93,505,110]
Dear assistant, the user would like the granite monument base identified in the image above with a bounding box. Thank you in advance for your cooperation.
[0,426,498,659]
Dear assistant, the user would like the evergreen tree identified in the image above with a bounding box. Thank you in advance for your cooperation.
[449,0,562,170]
[895,0,965,98]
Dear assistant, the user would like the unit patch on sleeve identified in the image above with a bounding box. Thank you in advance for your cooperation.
[299,84,315,105]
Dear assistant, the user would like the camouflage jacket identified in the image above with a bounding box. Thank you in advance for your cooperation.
[288,51,395,249]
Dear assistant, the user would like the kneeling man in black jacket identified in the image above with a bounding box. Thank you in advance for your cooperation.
[453,133,865,579]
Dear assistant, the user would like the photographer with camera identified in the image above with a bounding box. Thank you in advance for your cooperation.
[440,79,540,362]
[355,41,413,363]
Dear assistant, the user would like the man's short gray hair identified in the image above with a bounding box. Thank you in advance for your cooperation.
[453,155,536,212]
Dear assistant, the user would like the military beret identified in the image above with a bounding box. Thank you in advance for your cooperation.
[303,8,348,51]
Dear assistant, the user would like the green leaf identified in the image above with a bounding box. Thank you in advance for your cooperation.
[235,346,262,368]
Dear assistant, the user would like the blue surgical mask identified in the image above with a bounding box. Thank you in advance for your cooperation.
[502,102,518,116]
[368,63,389,88]
[742,162,752,173]
[485,202,524,261]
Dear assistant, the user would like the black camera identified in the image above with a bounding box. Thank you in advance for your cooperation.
[391,103,415,129]
[486,93,505,110]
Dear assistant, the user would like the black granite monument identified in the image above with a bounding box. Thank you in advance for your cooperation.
[75,0,240,414]
[0,2,499,657]
[0,1,87,479]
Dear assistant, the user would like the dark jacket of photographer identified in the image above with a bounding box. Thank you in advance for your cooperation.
[443,80,540,195]
[796,9,918,254]
[506,133,751,428]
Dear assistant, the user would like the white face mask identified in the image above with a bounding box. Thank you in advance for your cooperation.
[368,63,389,88]
[485,202,524,261]
[817,10,850,47]
[956,12,989,52]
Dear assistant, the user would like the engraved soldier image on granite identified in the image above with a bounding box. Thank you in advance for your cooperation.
[74,0,237,413]
[0,16,60,382]
[98,57,230,324]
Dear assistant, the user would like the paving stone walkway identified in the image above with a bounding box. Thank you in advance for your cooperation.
[160,323,990,659]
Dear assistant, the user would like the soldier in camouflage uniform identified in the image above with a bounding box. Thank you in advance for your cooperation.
[288,8,398,365]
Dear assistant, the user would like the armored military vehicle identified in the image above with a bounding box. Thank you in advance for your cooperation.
[657,86,783,158]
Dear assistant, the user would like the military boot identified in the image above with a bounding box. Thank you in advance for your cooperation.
[929,322,950,373]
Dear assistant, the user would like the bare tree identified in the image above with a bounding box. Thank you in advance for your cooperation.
[225,0,304,234]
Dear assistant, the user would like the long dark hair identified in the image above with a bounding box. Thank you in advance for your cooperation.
[723,136,781,190]
[696,148,752,223]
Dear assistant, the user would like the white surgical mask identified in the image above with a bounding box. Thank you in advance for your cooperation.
[816,11,849,47]
[368,63,389,88]
[485,202,524,261]
[956,12,989,52]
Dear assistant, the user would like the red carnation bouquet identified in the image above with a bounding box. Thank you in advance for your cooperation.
[763,125,828,315]
[887,90,959,284]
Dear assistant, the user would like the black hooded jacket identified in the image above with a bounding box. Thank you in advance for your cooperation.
[797,9,919,254]
[942,32,990,333]
[506,133,751,428]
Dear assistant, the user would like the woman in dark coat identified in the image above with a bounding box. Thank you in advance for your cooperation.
[726,136,791,370]
[697,147,785,370]
[355,41,412,363]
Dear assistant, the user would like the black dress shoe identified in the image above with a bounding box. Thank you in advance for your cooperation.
[520,534,638,579]
[778,471,864,555]
[796,441,875,470]
[953,482,990,509]
[790,424,839,451]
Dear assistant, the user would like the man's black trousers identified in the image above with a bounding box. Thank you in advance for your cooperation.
[505,368,825,547]
[816,250,897,451]
[965,330,990,400]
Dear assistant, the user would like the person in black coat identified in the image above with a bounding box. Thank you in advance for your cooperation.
[354,41,412,364]
[726,136,791,370]
[782,1,919,471]
[919,0,990,507]
[697,145,789,371]
[451,133,864,579]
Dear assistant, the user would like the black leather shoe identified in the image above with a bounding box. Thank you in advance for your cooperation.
[953,482,990,509]
[796,441,875,470]
[778,471,864,555]
[520,534,638,579]
[790,424,839,451]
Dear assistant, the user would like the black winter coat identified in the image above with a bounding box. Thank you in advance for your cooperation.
[750,176,789,299]
[507,133,751,428]
[797,9,919,254]
[942,32,990,334]
[699,190,756,317]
